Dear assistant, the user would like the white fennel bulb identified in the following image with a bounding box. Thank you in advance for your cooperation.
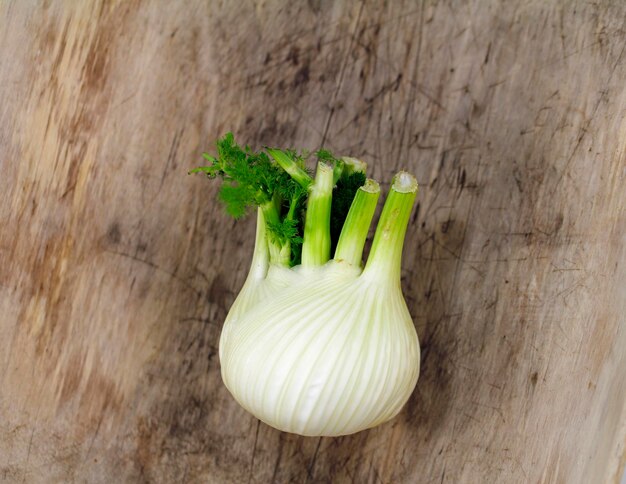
[193,135,420,436]
[220,261,419,436]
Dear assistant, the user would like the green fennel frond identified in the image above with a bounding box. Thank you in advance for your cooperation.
[191,133,310,263]
[191,134,366,267]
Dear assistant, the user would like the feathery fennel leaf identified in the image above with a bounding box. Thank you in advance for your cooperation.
[191,133,365,267]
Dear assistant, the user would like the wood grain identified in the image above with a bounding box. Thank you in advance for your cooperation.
[1,1,625,483]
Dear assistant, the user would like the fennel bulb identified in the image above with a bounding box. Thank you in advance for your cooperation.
[192,135,419,436]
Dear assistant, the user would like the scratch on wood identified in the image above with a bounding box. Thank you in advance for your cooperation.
[82,413,103,468]
[305,437,323,482]
[320,1,365,145]
[22,428,35,483]
[554,39,626,187]
[247,420,261,484]
[160,128,183,189]
[104,249,202,298]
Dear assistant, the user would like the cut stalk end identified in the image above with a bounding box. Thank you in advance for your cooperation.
[392,171,418,193]
[341,157,367,177]
[363,171,418,283]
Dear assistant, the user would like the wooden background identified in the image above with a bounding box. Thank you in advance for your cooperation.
[1,1,625,483]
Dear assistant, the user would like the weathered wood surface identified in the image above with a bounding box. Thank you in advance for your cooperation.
[1,1,625,483]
